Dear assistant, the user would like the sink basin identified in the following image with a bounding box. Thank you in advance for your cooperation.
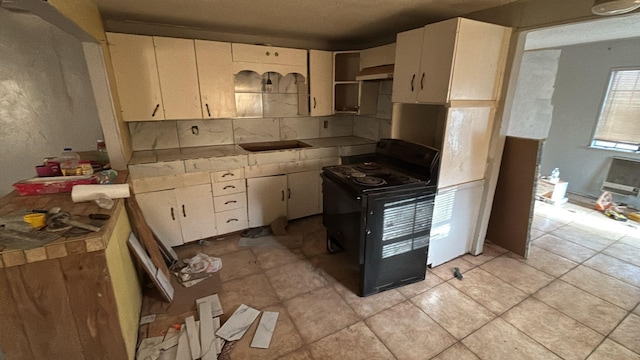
[239,140,312,152]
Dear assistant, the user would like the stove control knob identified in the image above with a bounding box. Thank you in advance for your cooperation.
[366,230,371,235]
[356,196,361,201]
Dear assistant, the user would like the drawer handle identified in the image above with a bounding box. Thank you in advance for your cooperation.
[281,190,284,201]
[288,188,291,199]
[411,74,415,92]
[313,97,317,109]
[223,185,236,190]
[266,51,270,56]
[420,72,425,90]
[205,103,211,117]
[224,200,237,205]
[222,172,234,177]
[182,204,186,217]
[226,218,238,223]
[152,104,160,117]
[171,207,175,220]
[274,52,279,57]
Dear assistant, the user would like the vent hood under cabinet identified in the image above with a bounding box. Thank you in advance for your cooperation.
[355,64,394,81]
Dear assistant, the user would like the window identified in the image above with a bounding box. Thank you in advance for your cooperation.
[591,68,640,153]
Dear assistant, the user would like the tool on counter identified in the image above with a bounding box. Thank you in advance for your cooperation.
[46,207,101,232]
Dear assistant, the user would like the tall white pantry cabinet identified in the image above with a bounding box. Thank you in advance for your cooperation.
[392,17,511,266]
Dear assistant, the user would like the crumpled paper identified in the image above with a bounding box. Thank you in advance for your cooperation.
[178,253,222,282]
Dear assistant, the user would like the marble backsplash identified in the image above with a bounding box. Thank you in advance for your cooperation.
[129,73,392,151]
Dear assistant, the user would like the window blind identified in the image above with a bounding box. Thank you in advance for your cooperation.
[594,69,640,146]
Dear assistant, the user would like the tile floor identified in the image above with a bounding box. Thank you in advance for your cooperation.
[180,200,640,359]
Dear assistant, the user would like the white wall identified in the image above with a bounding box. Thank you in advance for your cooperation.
[0,9,103,196]
[540,37,640,208]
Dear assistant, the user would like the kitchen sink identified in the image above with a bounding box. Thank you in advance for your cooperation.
[239,140,312,152]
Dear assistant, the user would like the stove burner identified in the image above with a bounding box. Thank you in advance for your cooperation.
[389,174,410,182]
[355,163,381,172]
[351,171,366,178]
[353,176,386,186]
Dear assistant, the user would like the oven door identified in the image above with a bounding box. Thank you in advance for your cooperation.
[362,189,435,296]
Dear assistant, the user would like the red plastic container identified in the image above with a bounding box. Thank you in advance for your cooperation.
[13,175,97,196]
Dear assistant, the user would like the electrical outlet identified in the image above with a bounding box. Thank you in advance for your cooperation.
[191,125,199,135]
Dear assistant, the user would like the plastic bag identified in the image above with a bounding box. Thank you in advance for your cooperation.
[177,253,222,283]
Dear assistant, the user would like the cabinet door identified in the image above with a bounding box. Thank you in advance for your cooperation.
[175,184,217,242]
[309,50,333,116]
[439,107,494,188]
[391,27,424,103]
[428,181,483,266]
[153,37,202,119]
[247,175,287,228]
[136,190,183,247]
[417,19,457,104]
[449,19,510,101]
[287,170,321,220]
[106,33,165,121]
[195,40,237,118]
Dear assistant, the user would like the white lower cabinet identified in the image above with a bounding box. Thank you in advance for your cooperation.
[137,183,217,247]
[247,170,322,228]
[427,180,484,267]
[247,175,288,228]
[287,170,321,220]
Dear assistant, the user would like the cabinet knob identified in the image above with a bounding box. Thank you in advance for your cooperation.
[313,97,317,109]
[182,204,186,217]
[288,188,291,199]
[152,104,160,117]
[420,73,425,90]
[281,190,285,201]
[226,218,238,223]
[223,185,236,190]
[411,74,415,92]
[222,172,234,177]
[224,200,237,205]
[171,207,175,220]
[274,52,279,57]
[205,103,211,117]
[266,51,270,56]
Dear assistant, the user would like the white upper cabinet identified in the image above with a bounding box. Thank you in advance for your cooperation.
[154,36,203,120]
[308,50,333,116]
[195,40,237,119]
[438,106,494,188]
[108,33,237,121]
[392,18,510,104]
[231,43,307,76]
[106,33,165,121]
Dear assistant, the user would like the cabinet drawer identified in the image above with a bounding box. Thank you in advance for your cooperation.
[212,178,246,196]
[212,168,245,182]
[214,192,247,212]
[216,208,248,235]
[232,43,306,66]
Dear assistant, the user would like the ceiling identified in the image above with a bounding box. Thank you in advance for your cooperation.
[95,0,528,49]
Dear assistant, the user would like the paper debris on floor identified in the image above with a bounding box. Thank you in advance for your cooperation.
[238,235,303,248]
[215,304,260,341]
[250,311,279,349]
[196,294,224,317]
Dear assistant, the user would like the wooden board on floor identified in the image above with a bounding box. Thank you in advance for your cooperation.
[486,136,543,257]
[125,196,171,280]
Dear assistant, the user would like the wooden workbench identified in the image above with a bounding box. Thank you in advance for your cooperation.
[0,172,142,360]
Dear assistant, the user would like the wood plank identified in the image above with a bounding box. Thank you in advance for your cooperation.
[0,268,35,359]
[250,311,279,349]
[198,301,217,360]
[486,136,542,257]
[6,259,84,359]
[184,315,200,360]
[175,325,192,360]
[126,196,171,279]
[60,251,129,360]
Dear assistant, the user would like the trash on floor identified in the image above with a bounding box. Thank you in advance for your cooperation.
[238,216,302,248]
[178,253,222,283]
[136,295,277,360]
